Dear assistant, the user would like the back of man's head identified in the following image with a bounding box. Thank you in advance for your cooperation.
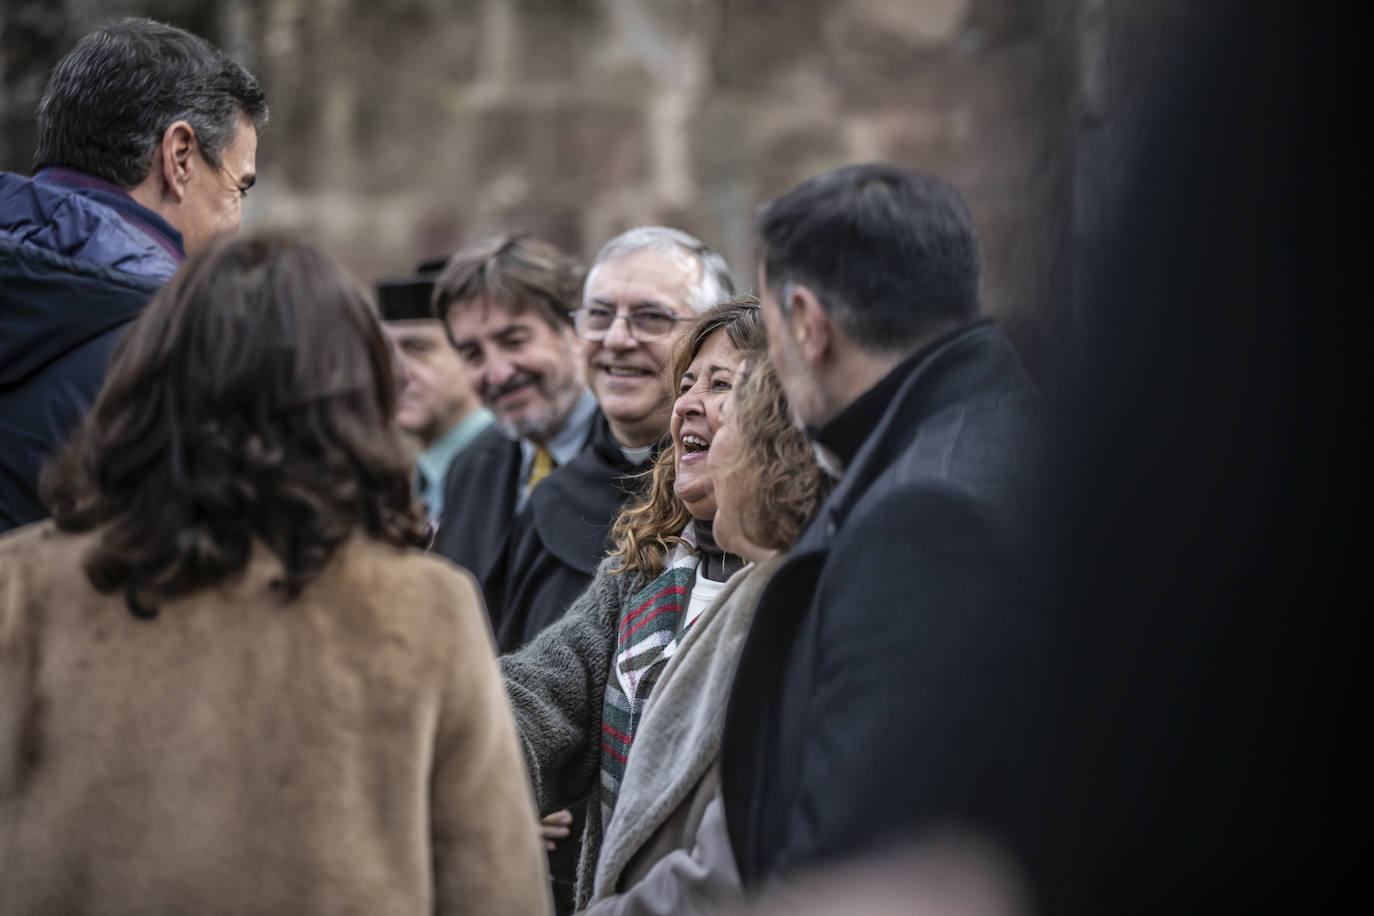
[34,18,267,190]
[432,232,584,332]
[757,163,983,354]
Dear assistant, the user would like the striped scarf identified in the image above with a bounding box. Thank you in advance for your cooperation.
[599,529,701,831]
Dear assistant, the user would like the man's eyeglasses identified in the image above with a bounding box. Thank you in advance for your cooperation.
[572,307,689,343]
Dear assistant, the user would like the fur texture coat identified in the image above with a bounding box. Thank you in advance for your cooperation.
[0,521,551,915]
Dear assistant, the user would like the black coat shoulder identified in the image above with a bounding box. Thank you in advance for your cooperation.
[721,322,1044,886]
[432,425,521,579]
[482,415,656,652]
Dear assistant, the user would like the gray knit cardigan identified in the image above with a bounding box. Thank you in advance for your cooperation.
[501,556,646,906]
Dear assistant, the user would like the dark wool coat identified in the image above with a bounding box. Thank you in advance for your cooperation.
[0,522,552,916]
[0,170,180,533]
[431,423,523,582]
[432,417,603,604]
[719,321,1043,887]
[483,413,656,654]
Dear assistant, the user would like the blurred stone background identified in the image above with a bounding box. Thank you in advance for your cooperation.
[1,0,1190,386]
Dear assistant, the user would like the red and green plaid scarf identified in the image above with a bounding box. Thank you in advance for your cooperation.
[599,532,700,831]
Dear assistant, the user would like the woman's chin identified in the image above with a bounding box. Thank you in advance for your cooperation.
[678,492,717,522]
[685,505,716,523]
[674,479,715,521]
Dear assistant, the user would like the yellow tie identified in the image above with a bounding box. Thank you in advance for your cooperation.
[526,445,555,497]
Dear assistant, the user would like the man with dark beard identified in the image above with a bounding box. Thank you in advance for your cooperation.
[431,233,592,589]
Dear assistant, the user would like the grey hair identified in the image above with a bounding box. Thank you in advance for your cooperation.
[585,226,735,314]
[34,18,267,189]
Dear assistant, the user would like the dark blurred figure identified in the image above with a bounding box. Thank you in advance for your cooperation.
[981,3,1362,913]
[376,258,493,523]
[0,18,267,533]
[723,5,1359,911]
[0,233,550,915]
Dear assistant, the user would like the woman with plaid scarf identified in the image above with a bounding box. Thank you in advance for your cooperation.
[501,298,832,913]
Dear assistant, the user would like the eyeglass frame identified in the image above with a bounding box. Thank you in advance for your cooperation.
[570,306,693,343]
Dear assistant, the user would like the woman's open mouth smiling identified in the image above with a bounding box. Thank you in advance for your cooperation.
[679,432,711,463]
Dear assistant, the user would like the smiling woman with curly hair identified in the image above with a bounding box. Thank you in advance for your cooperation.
[0,233,551,915]
[502,298,833,913]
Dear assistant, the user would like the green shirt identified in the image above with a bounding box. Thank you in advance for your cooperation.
[416,408,494,521]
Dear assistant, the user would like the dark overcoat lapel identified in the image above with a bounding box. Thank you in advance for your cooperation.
[433,424,522,584]
[484,414,655,653]
[721,321,1042,884]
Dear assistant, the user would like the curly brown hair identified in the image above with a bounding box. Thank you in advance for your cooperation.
[718,358,834,552]
[606,297,763,580]
[41,232,429,618]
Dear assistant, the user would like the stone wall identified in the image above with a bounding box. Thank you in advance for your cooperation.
[3,0,1101,382]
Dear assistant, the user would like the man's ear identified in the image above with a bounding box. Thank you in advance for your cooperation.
[559,319,583,352]
[560,320,588,383]
[787,284,833,367]
[158,120,197,203]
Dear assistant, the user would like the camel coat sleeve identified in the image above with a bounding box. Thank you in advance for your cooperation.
[430,566,553,915]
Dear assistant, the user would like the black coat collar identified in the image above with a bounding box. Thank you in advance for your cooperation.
[527,413,659,573]
[432,425,522,576]
[799,320,1024,549]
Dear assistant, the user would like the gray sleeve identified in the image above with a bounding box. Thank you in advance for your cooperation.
[501,557,634,813]
[578,793,743,916]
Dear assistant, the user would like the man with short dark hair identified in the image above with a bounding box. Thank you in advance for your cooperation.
[0,18,267,532]
[720,164,1042,887]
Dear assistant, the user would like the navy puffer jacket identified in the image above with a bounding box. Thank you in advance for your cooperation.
[0,170,180,532]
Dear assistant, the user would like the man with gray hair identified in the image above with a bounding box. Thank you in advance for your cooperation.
[481,226,732,915]
[484,225,734,651]
[0,18,267,532]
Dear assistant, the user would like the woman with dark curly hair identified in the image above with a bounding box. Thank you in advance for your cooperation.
[502,298,832,913]
[708,357,828,571]
[0,233,550,915]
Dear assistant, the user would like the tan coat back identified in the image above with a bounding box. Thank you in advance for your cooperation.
[0,522,551,915]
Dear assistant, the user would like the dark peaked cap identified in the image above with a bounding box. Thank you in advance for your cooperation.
[375,255,449,322]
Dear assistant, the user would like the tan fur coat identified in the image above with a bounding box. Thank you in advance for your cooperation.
[0,522,551,915]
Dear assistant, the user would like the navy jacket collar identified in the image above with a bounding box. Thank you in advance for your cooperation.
[36,167,185,261]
